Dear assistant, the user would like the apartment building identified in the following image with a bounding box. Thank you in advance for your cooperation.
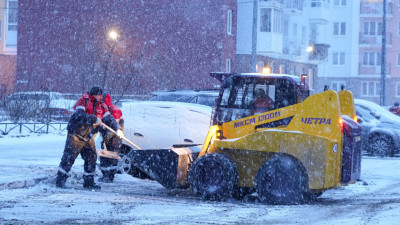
[358,0,400,105]
[236,0,318,91]
[307,0,361,95]
[0,0,17,103]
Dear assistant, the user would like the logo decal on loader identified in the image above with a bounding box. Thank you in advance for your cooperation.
[301,117,331,125]
[233,111,281,128]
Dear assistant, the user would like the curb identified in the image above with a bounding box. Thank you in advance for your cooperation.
[0,177,49,191]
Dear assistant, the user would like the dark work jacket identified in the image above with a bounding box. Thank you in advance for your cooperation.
[99,114,120,141]
[67,109,99,148]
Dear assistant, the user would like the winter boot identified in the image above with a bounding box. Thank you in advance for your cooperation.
[98,176,113,183]
[99,171,114,183]
[83,175,101,190]
[56,171,68,188]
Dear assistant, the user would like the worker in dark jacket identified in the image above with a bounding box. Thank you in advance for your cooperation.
[74,86,124,183]
[56,107,102,189]
[98,106,123,183]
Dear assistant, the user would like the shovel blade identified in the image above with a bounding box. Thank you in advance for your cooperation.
[96,149,121,159]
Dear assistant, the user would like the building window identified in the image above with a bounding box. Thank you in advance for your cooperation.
[362,81,380,97]
[398,53,400,66]
[364,21,383,36]
[363,52,381,66]
[6,0,18,48]
[397,83,400,97]
[226,59,231,73]
[334,0,346,6]
[398,22,400,36]
[260,8,271,32]
[333,22,346,36]
[8,1,17,31]
[273,9,283,33]
[333,52,345,65]
[311,0,321,7]
[331,81,346,92]
[227,10,232,35]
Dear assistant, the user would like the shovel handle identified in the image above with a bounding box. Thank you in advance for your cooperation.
[100,122,142,150]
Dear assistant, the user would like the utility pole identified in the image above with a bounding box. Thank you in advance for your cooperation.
[380,0,386,106]
[251,0,258,72]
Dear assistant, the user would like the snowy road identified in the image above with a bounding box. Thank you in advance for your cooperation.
[0,134,400,224]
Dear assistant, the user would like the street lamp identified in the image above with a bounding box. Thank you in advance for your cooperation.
[306,45,314,53]
[109,30,119,41]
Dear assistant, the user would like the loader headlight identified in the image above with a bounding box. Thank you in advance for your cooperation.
[216,130,224,140]
[339,117,344,133]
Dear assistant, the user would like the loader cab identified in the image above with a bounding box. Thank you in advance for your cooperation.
[212,73,309,125]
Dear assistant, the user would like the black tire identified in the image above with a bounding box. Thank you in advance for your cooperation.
[255,156,307,205]
[369,135,394,157]
[188,153,238,200]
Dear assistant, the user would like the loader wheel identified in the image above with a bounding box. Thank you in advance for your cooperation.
[188,154,238,200]
[256,156,307,205]
[116,153,131,174]
[369,135,394,157]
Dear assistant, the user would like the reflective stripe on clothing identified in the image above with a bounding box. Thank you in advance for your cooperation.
[99,166,117,171]
[75,106,85,111]
[58,167,69,176]
[83,171,96,176]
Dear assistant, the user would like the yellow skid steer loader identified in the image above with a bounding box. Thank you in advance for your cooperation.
[127,72,362,204]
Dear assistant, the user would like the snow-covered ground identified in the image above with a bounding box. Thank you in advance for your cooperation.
[1,133,400,224]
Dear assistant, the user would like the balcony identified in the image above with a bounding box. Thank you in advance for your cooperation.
[358,63,391,75]
[360,2,392,15]
[359,32,392,45]
[308,43,330,60]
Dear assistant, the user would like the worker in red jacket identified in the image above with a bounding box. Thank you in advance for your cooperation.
[74,86,124,183]
[389,102,400,116]
[251,88,274,115]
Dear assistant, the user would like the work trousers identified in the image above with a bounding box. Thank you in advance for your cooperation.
[58,135,97,176]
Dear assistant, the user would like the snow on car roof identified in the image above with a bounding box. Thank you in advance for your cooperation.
[355,99,400,122]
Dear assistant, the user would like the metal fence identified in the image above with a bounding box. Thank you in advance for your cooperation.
[0,122,68,135]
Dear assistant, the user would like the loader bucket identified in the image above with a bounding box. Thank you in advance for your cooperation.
[127,145,202,189]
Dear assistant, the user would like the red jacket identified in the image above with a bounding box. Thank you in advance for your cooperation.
[252,97,274,115]
[389,106,400,116]
[73,93,122,120]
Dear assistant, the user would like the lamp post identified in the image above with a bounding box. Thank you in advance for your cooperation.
[251,0,258,72]
[306,44,314,90]
[102,30,119,88]
[380,0,386,106]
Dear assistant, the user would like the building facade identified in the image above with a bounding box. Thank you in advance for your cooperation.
[236,0,318,92]
[0,0,17,104]
[358,0,399,105]
[16,0,236,95]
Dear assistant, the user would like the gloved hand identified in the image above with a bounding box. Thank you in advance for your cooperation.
[94,118,101,126]
[116,129,124,139]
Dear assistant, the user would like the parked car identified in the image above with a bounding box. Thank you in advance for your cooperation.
[121,101,212,150]
[6,92,75,122]
[354,99,400,157]
[115,100,212,176]
[149,89,219,107]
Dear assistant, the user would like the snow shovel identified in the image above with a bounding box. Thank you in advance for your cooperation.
[100,122,142,149]
[95,122,141,159]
